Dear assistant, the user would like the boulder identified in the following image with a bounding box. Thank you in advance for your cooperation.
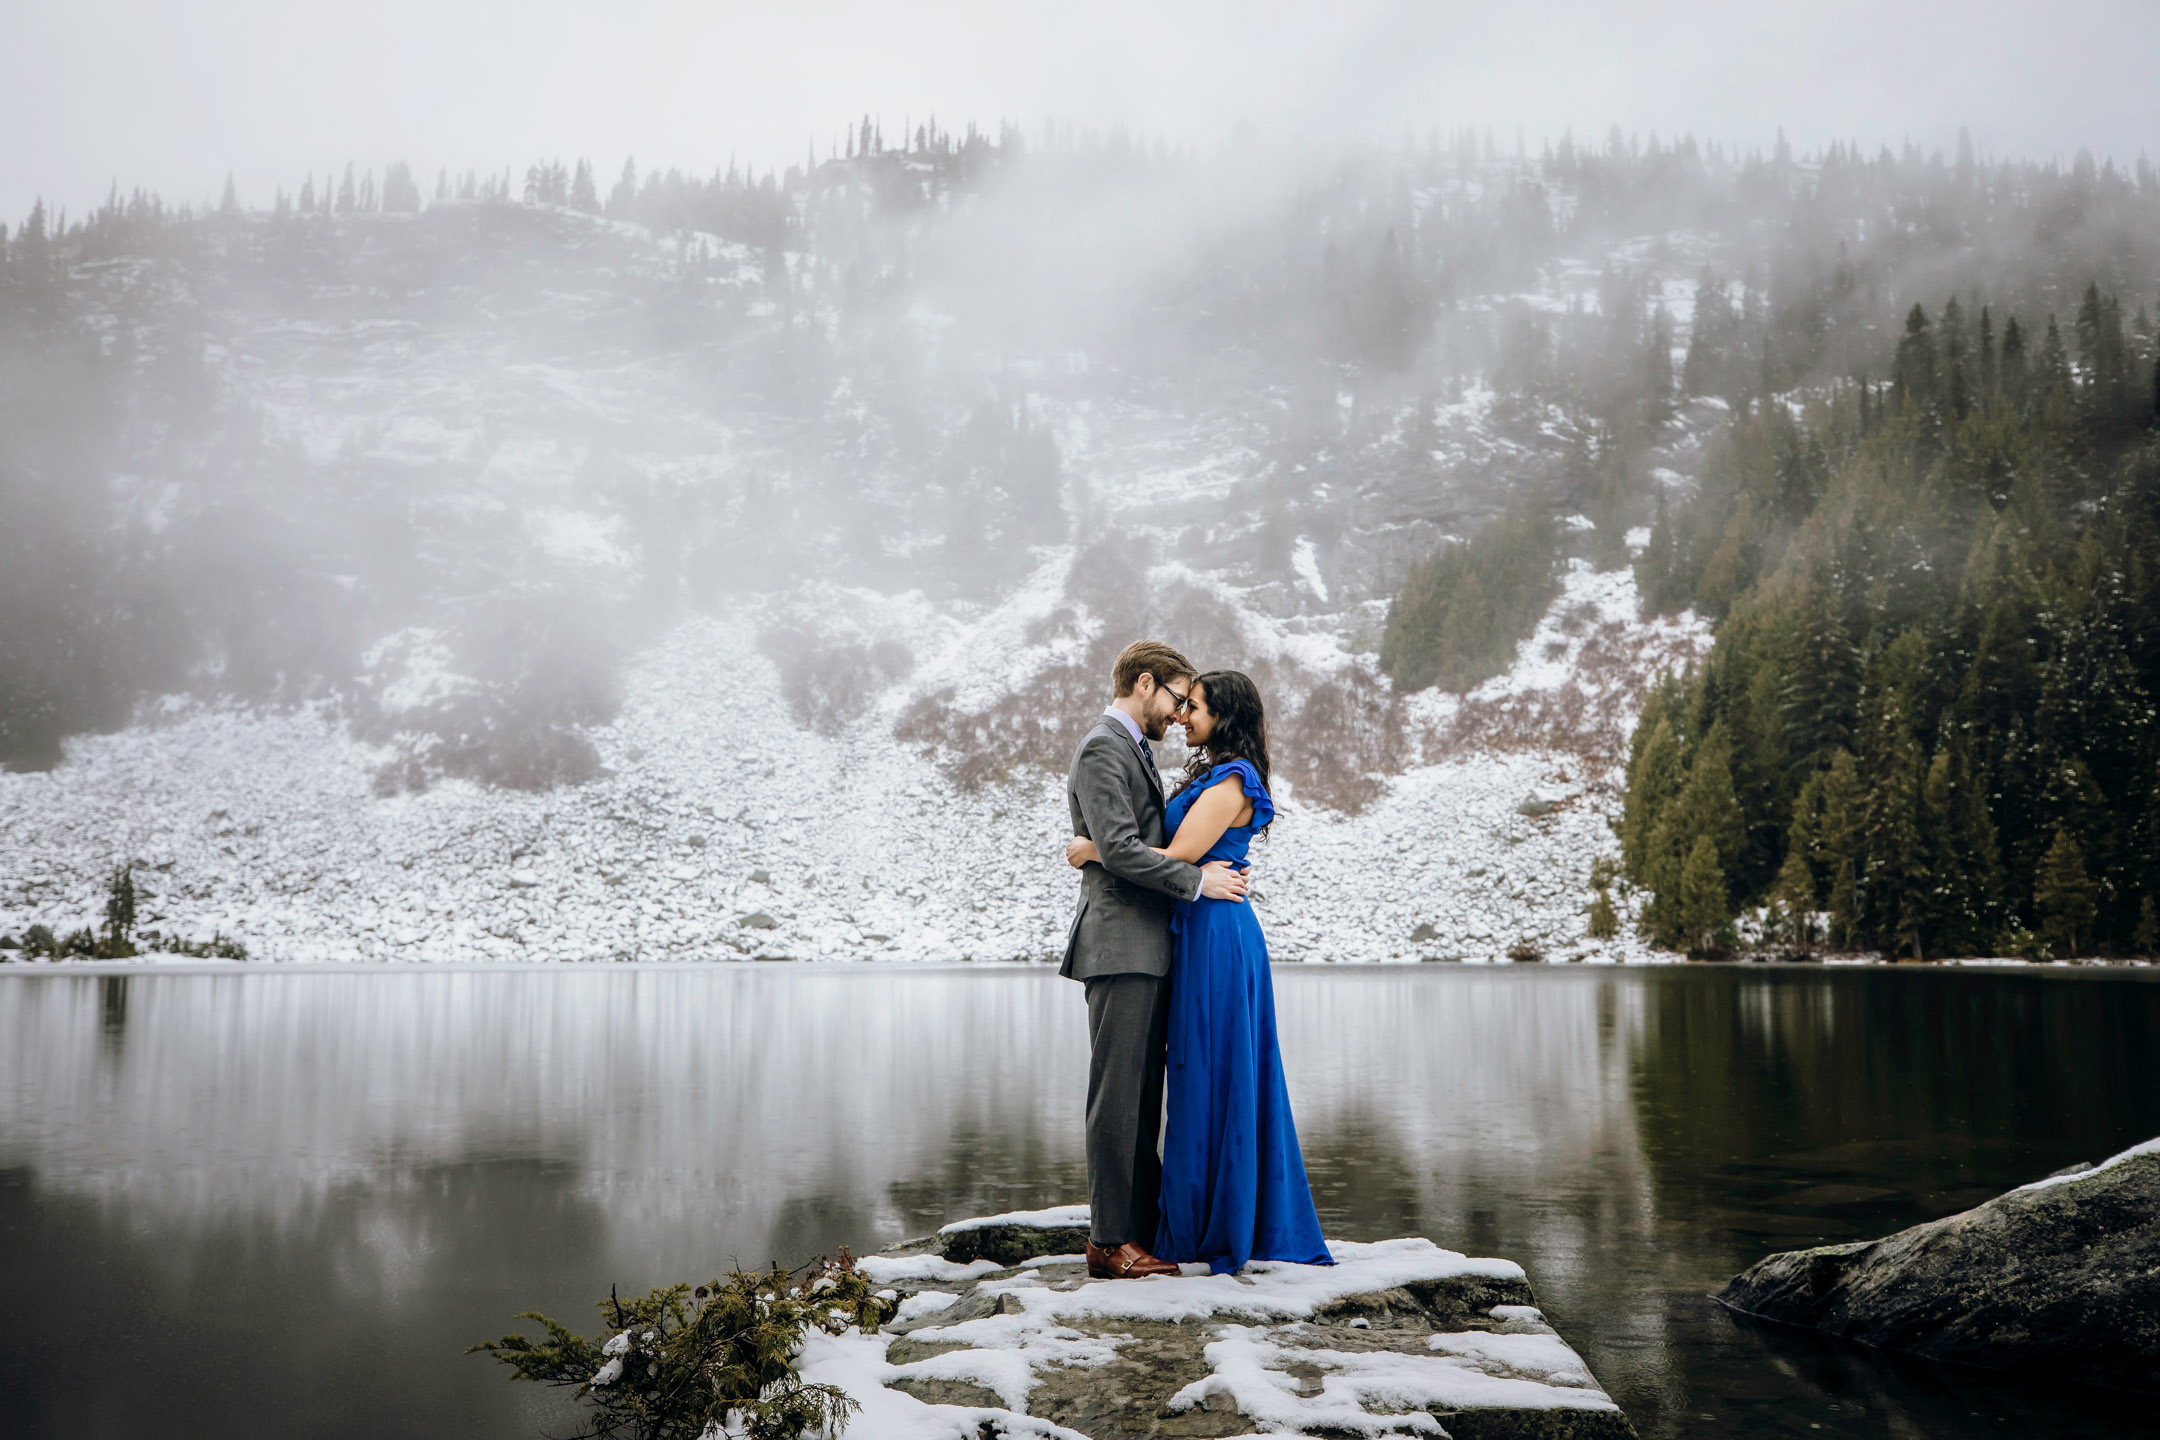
[1718,1138,2160,1394]
[938,1204,1092,1266]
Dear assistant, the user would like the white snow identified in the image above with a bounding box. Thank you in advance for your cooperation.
[893,1291,962,1323]
[937,1204,1090,1235]
[0,557,1706,965]
[1166,1326,1619,1432]
[856,1254,1005,1285]
[2014,1136,2160,1193]
[1290,537,1330,602]
[795,1328,1092,1440]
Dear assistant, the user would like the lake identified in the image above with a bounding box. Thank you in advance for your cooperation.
[2,963,2157,1439]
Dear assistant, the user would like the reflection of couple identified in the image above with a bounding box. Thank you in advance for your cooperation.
[1061,640,1332,1279]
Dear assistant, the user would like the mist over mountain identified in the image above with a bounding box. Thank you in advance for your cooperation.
[3,122,2158,960]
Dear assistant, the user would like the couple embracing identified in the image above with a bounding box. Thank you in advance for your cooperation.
[1061,639,1332,1280]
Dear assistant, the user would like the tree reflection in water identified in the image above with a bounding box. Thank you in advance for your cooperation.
[1,964,2156,1440]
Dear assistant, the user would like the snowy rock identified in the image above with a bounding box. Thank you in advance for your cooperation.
[937,1205,1092,1267]
[824,1214,1636,1439]
[737,912,780,930]
[1719,1136,2160,1395]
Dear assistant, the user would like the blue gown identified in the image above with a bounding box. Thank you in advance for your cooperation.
[1155,760,1333,1273]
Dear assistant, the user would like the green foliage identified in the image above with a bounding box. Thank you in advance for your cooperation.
[101,865,138,958]
[472,1254,894,1440]
[1380,503,1561,693]
[1623,277,2160,958]
[1765,847,1820,955]
[142,930,250,960]
[1586,858,1620,941]
[2034,826,2099,958]
[1676,835,1732,957]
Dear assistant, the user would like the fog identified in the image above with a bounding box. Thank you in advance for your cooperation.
[3,0,2159,851]
[8,0,2159,216]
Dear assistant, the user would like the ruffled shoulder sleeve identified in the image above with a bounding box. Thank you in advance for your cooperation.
[1207,760,1274,829]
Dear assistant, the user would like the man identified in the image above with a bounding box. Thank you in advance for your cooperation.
[1063,639,1250,1279]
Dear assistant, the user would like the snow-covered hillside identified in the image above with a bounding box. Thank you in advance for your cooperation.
[0,552,1706,963]
[1,148,1746,962]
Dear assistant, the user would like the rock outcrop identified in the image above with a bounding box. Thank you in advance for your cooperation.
[1718,1138,2160,1395]
[801,1205,1637,1439]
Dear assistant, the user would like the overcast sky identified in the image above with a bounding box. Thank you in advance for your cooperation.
[6,0,2157,219]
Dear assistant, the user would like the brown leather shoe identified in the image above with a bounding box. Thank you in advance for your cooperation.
[1086,1241,1179,1279]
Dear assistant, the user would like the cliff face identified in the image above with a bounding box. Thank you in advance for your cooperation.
[1718,1140,2160,1395]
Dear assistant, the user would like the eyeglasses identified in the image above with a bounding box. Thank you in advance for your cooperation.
[1166,689,1196,715]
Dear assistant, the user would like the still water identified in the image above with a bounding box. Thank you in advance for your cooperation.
[2,964,2157,1440]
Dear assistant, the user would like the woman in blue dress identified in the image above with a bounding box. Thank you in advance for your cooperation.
[1066,670,1332,1274]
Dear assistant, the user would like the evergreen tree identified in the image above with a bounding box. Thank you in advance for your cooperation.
[1977,305,1997,405]
[608,158,638,217]
[2034,825,2098,956]
[1677,835,1731,956]
[1587,857,1621,940]
[1942,296,1970,420]
[571,159,599,214]
[2001,314,2029,410]
[2039,315,2072,402]
[1921,739,2003,954]
[1767,846,1819,952]
[381,162,422,214]
[1861,702,1928,958]
[102,864,137,955]
[1818,749,1866,948]
[1894,303,1936,412]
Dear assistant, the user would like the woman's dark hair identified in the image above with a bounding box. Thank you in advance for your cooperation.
[1174,670,1271,831]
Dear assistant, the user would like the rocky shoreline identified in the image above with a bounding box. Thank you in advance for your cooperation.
[803,1205,1636,1439]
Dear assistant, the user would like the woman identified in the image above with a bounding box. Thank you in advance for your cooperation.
[1066,670,1331,1274]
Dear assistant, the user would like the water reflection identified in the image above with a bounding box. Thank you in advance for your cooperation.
[1,965,2156,1440]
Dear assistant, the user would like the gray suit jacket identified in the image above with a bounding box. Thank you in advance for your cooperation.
[1061,716,1203,980]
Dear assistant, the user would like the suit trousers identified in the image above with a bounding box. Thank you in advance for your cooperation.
[1083,970,1172,1248]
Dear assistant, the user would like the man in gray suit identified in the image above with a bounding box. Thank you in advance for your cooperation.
[1063,638,1250,1279]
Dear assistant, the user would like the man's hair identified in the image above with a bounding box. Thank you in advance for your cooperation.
[1112,639,1196,697]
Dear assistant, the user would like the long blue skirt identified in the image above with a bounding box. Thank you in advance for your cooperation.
[1154,896,1333,1273]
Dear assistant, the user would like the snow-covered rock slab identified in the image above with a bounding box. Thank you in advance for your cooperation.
[938,1205,1094,1266]
[812,1213,1637,1439]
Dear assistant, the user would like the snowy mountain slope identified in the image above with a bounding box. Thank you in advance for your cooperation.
[0,554,1706,963]
[4,155,1749,960]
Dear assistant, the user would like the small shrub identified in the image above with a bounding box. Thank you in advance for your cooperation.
[1271,664,1405,814]
[1996,922,2049,962]
[760,629,912,737]
[144,930,249,959]
[472,1253,893,1440]
[1506,938,1545,963]
[1587,888,1619,941]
